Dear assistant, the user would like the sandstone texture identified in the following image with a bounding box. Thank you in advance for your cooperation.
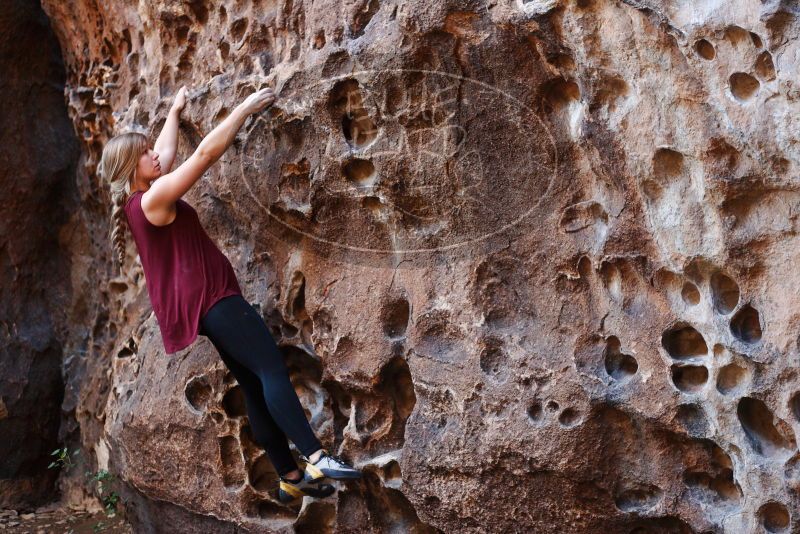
[4,0,800,532]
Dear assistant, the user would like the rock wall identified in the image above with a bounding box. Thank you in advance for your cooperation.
[0,0,79,510]
[31,0,800,532]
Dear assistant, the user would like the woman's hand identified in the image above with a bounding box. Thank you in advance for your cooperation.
[154,86,275,204]
[171,85,188,114]
[240,87,275,115]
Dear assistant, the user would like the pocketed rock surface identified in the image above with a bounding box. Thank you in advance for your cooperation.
[25,0,800,531]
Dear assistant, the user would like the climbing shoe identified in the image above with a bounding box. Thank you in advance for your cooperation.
[277,474,335,504]
[301,449,363,481]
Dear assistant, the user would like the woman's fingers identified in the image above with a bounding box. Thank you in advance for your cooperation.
[241,87,276,115]
[173,85,189,111]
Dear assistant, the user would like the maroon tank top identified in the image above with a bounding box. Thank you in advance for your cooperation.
[124,190,242,354]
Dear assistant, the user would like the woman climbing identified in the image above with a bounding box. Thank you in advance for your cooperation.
[99,85,362,504]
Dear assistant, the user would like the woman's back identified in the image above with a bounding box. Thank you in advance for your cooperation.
[124,190,242,354]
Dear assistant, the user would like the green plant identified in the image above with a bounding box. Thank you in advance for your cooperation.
[48,446,80,470]
[85,469,122,518]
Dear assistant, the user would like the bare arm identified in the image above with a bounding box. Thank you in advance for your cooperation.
[145,87,275,211]
[153,86,187,174]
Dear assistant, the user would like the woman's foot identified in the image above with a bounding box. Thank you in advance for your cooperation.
[302,449,363,481]
[277,473,336,504]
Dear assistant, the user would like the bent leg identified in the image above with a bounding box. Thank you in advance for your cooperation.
[201,303,301,476]
[200,295,324,459]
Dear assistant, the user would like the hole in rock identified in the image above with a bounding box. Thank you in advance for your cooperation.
[379,356,416,421]
[604,336,638,380]
[559,200,608,232]
[737,397,795,457]
[724,25,751,46]
[213,106,230,122]
[188,0,209,24]
[176,24,190,46]
[281,322,298,338]
[329,79,378,148]
[238,424,261,459]
[653,147,685,179]
[750,31,763,48]
[711,469,742,502]
[314,29,326,49]
[230,18,248,42]
[694,38,715,60]
[541,77,580,112]
[381,296,410,338]
[244,495,293,521]
[546,53,576,71]
[323,379,351,450]
[614,484,663,512]
[362,196,385,218]
[351,0,379,38]
[219,435,244,488]
[222,385,247,418]
[730,304,762,343]
[343,158,376,187]
[710,272,739,314]
[790,392,800,422]
[287,271,309,322]
[662,324,708,360]
[683,468,741,503]
[546,400,560,411]
[785,452,800,486]
[558,408,580,428]
[675,404,708,436]
[527,401,544,425]
[185,376,213,411]
[116,338,135,358]
[759,502,790,533]
[729,72,760,102]
[479,345,507,379]
[248,454,278,492]
[383,460,402,480]
[293,499,336,532]
[599,262,622,302]
[577,255,592,278]
[681,282,700,306]
[717,363,747,395]
[589,74,629,113]
[354,399,391,438]
[671,365,708,393]
[755,50,776,81]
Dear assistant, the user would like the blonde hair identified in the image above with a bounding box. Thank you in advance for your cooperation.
[97,132,148,271]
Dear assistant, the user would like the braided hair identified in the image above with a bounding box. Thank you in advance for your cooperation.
[98,132,148,272]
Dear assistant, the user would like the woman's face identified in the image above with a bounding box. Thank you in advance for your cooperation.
[135,147,161,183]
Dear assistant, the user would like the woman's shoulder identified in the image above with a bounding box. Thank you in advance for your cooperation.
[125,190,143,208]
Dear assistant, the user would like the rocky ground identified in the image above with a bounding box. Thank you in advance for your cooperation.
[0,506,131,534]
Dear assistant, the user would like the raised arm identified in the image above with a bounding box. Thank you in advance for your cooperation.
[153,86,187,174]
[144,87,275,213]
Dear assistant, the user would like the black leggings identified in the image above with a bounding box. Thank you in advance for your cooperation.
[198,294,323,476]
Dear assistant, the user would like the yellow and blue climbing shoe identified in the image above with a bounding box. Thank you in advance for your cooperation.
[301,449,363,481]
[277,473,335,504]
